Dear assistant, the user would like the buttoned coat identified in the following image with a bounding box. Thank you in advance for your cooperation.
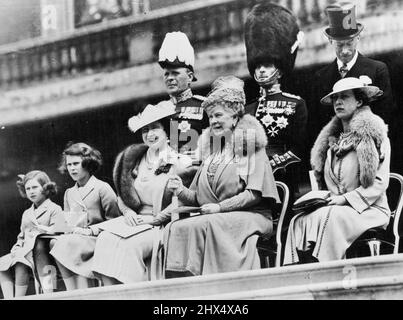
[50,176,119,278]
[0,199,62,271]
[92,144,195,283]
[63,175,120,226]
[284,106,391,263]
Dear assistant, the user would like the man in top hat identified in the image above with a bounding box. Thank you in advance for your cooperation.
[309,2,394,143]
[244,2,308,199]
[158,32,209,159]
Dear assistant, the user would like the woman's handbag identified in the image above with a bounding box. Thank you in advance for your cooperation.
[292,190,331,215]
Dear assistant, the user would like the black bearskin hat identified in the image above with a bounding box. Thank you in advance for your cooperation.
[244,2,302,77]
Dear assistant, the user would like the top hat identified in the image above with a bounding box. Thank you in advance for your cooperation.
[128,100,176,133]
[320,76,383,105]
[158,31,197,81]
[324,2,364,40]
[244,2,303,77]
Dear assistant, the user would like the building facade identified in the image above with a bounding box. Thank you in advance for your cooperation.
[0,0,402,259]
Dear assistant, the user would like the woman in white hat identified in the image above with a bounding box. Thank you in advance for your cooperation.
[92,101,195,285]
[283,76,391,264]
[165,76,280,277]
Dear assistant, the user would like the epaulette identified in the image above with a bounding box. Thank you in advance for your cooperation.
[193,95,206,101]
[282,92,302,100]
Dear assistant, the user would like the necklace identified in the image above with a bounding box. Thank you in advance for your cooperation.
[145,151,158,170]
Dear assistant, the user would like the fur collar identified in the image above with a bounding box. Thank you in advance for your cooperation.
[311,106,388,188]
[113,143,197,211]
[198,114,267,160]
[113,144,148,211]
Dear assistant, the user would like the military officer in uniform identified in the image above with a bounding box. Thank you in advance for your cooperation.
[244,2,308,198]
[158,32,209,160]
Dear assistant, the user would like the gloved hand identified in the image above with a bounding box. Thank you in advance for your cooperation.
[72,227,93,236]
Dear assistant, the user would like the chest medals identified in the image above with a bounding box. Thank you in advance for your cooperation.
[256,98,296,137]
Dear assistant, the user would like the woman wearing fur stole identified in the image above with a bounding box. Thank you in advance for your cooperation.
[165,76,280,276]
[92,101,195,284]
[284,77,391,264]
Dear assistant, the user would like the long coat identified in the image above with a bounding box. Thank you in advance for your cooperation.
[50,175,119,278]
[92,144,195,283]
[284,106,391,263]
[0,199,62,272]
[164,114,280,276]
[309,53,395,144]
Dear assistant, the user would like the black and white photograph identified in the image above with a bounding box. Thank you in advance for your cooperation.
[0,0,403,305]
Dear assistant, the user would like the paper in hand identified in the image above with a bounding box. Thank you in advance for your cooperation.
[94,216,152,238]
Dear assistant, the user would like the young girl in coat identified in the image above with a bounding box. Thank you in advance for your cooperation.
[50,142,120,291]
[0,171,62,299]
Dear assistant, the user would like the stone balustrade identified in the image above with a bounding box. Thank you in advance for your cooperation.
[0,0,400,90]
[20,254,403,300]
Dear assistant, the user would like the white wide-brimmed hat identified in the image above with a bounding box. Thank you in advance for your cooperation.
[320,76,383,105]
[128,100,176,134]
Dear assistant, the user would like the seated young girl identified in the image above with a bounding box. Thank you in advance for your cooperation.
[0,171,62,299]
[50,142,120,291]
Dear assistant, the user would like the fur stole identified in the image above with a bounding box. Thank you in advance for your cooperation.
[311,106,388,188]
[198,114,267,160]
[113,144,147,211]
[113,144,197,212]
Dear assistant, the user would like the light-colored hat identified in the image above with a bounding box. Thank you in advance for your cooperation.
[320,76,383,105]
[202,76,246,115]
[128,100,176,133]
[158,31,197,81]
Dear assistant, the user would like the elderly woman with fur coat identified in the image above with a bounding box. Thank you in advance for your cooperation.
[284,77,391,264]
[92,101,195,285]
[165,76,280,276]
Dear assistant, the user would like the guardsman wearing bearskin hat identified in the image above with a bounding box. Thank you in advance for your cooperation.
[158,32,209,159]
[244,2,308,198]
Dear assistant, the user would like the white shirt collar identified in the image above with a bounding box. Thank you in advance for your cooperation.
[337,50,358,71]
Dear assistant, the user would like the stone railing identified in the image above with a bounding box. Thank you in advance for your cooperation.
[0,0,399,90]
[22,254,403,300]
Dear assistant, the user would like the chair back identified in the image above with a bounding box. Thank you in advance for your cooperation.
[387,173,403,254]
[274,181,290,267]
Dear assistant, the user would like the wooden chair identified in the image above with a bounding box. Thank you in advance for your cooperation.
[348,172,403,257]
[257,181,290,268]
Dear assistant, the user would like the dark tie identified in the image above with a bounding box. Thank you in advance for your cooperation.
[339,63,348,78]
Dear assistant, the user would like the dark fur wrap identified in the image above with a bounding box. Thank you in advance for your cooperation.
[311,106,388,188]
[244,2,300,77]
[113,144,197,212]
